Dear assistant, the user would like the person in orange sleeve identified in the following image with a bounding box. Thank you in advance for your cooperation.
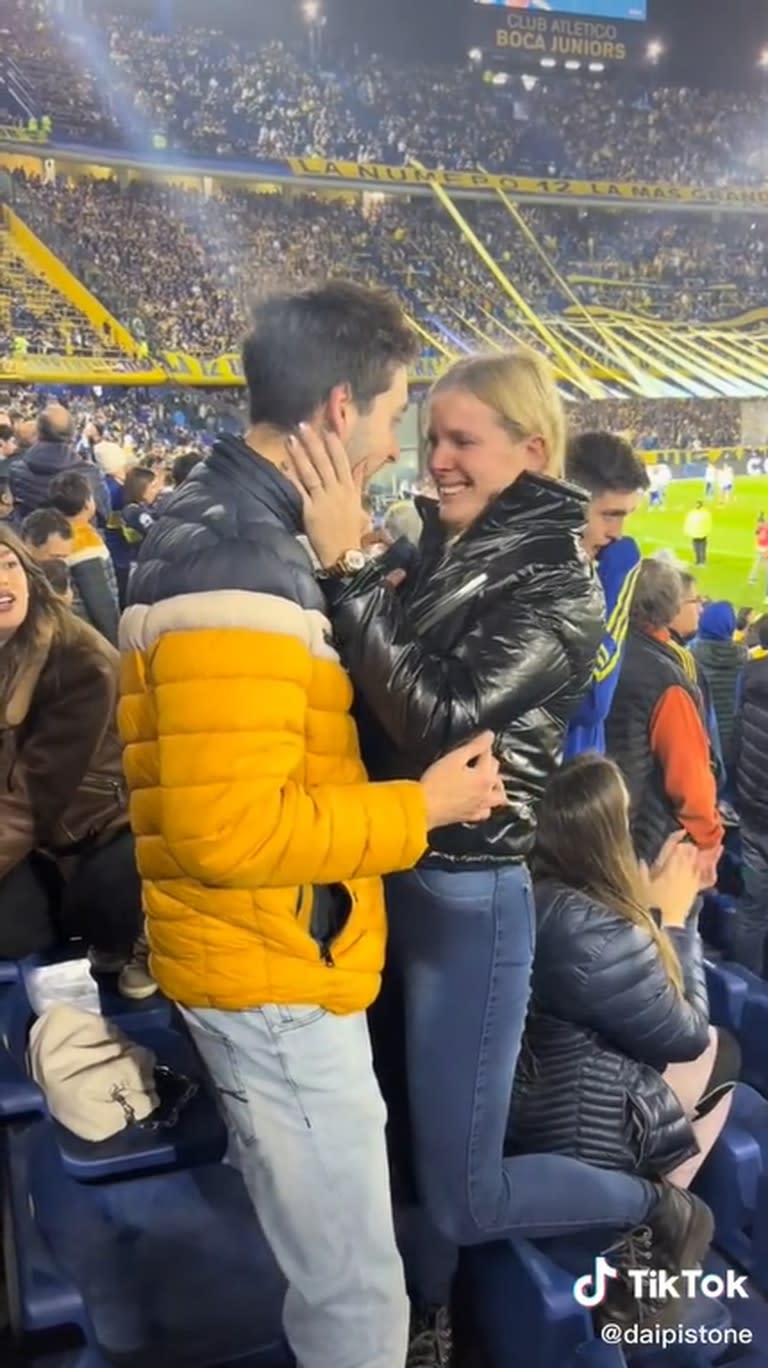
[607,559,723,884]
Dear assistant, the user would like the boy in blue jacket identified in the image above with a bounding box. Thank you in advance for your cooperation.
[564,433,650,759]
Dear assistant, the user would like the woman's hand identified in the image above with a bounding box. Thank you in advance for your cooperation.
[284,424,364,570]
[647,842,702,929]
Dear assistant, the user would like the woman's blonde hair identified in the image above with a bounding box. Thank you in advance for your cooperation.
[430,347,566,479]
[533,753,685,994]
[0,525,74,711]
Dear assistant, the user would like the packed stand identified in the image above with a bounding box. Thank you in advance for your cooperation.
[11,173,768,374]
[571,397,740,450]
[0,0,767,184]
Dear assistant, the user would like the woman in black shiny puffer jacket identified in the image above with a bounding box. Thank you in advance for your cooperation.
[303,351,714,1346]
[510,753,738,1183]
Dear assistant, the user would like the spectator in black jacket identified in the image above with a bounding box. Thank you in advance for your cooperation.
[286,348,714,1352]
[47,472,119,646]
[730,616,768,974]
[9,405,110,523]
[511,754,737,1187]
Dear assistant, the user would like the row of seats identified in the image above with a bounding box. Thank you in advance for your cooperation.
[0,955,291,1367]
[4,901,768,1367]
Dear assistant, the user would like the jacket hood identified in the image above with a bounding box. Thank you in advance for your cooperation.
[418,472,587,548]
[699,601,737,641]
[23,440,76,477]
[209,435,303,534]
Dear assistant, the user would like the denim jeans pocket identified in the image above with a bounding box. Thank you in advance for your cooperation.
[404,866,497,905]
[183,1013,256,1148]
[268,1004,329,1032]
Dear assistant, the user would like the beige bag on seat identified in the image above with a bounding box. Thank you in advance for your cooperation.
[28,1003,160,1141]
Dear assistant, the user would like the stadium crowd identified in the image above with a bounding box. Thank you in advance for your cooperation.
[8,172,768,367]
[1,0,768,183]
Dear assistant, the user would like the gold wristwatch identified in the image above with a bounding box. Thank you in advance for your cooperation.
[323,549,368,578]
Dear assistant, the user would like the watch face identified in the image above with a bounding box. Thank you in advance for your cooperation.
[343,550,367,573]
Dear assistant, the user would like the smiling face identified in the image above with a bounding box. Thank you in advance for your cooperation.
[0,546,30,642]
[331,364,410,486]
[425,387,546,534]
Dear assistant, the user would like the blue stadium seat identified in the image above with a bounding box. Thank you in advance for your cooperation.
[0,961,226,1180]
[699,894,737,955]
[738,992,768,1098]
[694,1084,768,1293]
[2,1115,292,1366]
[463,1238,627,1368]
[704,960,749,1033]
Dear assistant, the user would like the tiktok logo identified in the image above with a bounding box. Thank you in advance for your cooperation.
[572,1256,621,1308]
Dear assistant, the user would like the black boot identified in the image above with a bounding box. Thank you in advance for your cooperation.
[598,1184,714,1330]
[407,1306,453,1368]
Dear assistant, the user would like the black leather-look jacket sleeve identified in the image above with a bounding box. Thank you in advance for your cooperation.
[328,572,576,763]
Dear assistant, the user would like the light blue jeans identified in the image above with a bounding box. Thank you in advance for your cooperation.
[180,1003,408,1368]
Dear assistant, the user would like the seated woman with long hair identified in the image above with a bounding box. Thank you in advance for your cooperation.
[0,526,142,963]
[510,753,739,1188]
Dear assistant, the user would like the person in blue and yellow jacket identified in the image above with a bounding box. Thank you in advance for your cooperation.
[564,432,649,759]
[117,280,502,1368]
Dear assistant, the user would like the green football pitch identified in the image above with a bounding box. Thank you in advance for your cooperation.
[629,477,768,610]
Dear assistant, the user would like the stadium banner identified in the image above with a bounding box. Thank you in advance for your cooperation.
[0,351,444,389]
[160,351,444,386]
[161,351,244,384]
[0,356,166,384]
[285,159,768,208]
[640,448,768,471]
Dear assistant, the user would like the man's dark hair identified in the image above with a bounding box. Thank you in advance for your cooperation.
[48,471,92,518]
[38,557,72,597]
[0,423,14,443]
[21,508,73,549]
[736,606,753,633]
[757,615,768,651]
[242,280,418,429]
[679,571,697,595]
[566,432,650,496]
[172,450,201,487]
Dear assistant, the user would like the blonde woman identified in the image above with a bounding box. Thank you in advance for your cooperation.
[288,347,713,1355]
[512,753,737,1188]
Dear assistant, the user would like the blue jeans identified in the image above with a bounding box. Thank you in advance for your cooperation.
[180,1004,408,1368]
[376,865,657,1306]
[727,824,768,975]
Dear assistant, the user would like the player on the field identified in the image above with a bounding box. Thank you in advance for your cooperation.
[718,461,735,504]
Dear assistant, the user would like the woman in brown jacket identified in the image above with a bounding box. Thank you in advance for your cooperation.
[0,526,141,960]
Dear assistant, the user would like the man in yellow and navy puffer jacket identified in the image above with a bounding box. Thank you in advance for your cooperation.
[117,280,500,1368]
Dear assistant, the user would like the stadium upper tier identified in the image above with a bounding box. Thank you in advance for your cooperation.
[1,0,768,186]
[5,170,768,401]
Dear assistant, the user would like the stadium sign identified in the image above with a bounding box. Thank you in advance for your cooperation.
[287,159,768,209]
[490,12,630,62]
